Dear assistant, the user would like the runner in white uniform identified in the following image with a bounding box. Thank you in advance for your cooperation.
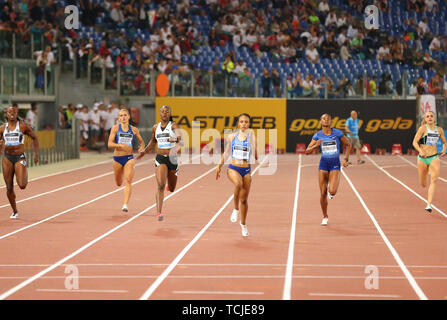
[0,107,39,218]
[137,105,182,221]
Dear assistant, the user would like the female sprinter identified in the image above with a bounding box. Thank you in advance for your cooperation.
[137,105,182,221]
[108,108,145,212]
[216,113,258,237]
[0,106,39,218]
[412,111,446,213]
[305,113,351,226]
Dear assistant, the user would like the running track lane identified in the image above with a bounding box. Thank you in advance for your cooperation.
[287,155,420,299]
[0,158,154,237]
[0,157,268,299]
[345,155,447,299]
[0,159,213,298]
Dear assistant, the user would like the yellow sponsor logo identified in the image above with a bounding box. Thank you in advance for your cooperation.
[289,117,413,135]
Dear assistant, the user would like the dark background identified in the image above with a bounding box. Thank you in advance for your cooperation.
[286,99,417,153]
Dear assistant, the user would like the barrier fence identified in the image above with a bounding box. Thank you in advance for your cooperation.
[0,118,79,172]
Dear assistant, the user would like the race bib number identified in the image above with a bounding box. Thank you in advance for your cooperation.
[321,141,338,155]
[118,133,133,146]
[4,133,20,145]
[157,132,173,148]
[426,133,439,146]
[233,145,250,160]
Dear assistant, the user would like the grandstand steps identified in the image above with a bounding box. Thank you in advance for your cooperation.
[57,71,118,108]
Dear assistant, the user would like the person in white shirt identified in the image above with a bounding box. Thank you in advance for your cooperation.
[104,104,116,149]
[429,35,441,51]
[318,0,330,13]
[424,0,438,12]
[25,103,38,130]
[89,104,101,147]
[347,24,358,39]
[418,18,429,36]
[233,30,242,48]
[142,39,152,57]
[306,43,320,64]
[337,29,347,47]
[325,11,337,28]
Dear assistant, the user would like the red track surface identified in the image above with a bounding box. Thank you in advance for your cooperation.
[0,154,446,300]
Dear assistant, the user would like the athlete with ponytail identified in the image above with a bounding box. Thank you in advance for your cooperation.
[216,113,258,237]
[412,111,446,213]
[108,107,145,213]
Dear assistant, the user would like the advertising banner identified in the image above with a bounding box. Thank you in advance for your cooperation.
[286,99,417,153]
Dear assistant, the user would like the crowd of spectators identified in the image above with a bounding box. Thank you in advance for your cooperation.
[0,0,446,98]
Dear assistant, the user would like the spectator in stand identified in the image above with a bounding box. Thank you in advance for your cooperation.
[25,103,38,130]
[369,76,377,96]
[340,38,352,60]
[413,51,425,68]
[321,33,338,59]
[302,74,314,97]
[417,76,427,95]
[58,106,66,129]
[271,68,281,97]
[428,73,442,95]
[429,35,441,52]
[325,10,337,31]
[89,103,101,148]
[261,68,271,97]
[238,67,253,97]
[305,43,319,64]
[423,52,437,70]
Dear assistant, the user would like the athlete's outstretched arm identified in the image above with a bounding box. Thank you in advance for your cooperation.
[23,123,39,164]
[137,125,156,159]
[131,126,146,153]
[250,129,258,161]
[340,135,351,167]
[171,122,184,147]
[305,139,321,154]
[216,134,233,180]
[438,127,446,156]
[412,125,426,157]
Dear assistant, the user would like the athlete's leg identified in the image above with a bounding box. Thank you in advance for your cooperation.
[2,158,17,214]
[155,164,168,215]
[417,159,429,187]
[14,158,28,190]
[167,168,178,192]
[327,169,341,197]
[113,161,124,186]
[239,174,252,225]
[318,170,329,218]
[227,168,243,211]
[427,158,440,205]
[122,159,135,206]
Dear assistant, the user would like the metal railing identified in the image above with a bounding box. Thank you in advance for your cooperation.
[0,118,80,172]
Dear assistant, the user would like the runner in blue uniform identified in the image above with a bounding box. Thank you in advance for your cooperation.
[216,113,257,237]
[108,108,145,213]
[412,111,446,213]
[306,114,352,226]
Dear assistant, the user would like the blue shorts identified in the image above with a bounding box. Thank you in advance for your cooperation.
[228,164,251,177]
[113,154,134,167]
[319,157,341,172]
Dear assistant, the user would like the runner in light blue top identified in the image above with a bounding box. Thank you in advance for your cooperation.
[306,114,352,226]
[345,110,365,164]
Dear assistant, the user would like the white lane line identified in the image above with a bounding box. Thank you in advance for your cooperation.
[0,174,154,240]
[0,164,215,300]
[341,168,428,300]
[172,290,264,295]
[397,155,447,183]
[382,164,411,169]
[0,159,111,189]
[139,158,267,300]
[309,293,400,298]
[36,289,128,293]
[0,158,153,208]
[366,155,447,218]
[3,275,446,280]
[283,154,301,300]
[1,263,446,268]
